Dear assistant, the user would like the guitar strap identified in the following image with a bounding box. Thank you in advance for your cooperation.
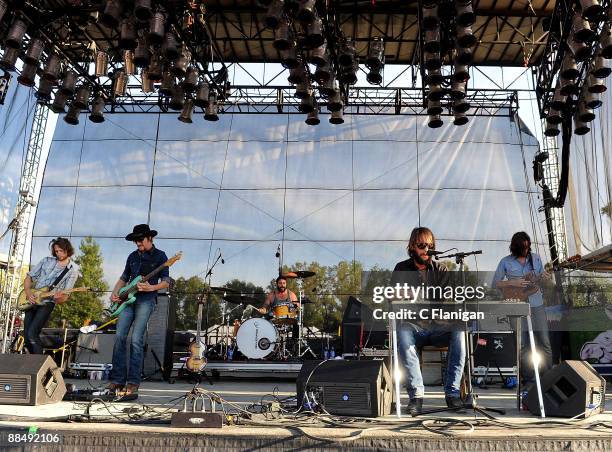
[48,265,70,291]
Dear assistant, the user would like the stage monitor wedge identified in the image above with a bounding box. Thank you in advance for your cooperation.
[0,354,66,405]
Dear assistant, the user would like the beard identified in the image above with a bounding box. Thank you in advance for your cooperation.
[411,250,429,266]
[277,286,286,293]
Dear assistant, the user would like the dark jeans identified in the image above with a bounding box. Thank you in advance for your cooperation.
[23,303,55,354]
[520,305,552,384]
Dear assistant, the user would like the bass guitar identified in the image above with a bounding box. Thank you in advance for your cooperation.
[186,294,207,373]
[17,287,90,311]
[109,252,182,317]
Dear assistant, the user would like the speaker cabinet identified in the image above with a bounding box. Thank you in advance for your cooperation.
[528,360,606,418]
[0,355,66,405]
[143,291,175,381]
[296,360,392,417]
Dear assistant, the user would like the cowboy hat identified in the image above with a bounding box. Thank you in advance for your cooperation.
[125,224,158,241]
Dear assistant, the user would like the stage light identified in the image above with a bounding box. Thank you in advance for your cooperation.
[579,0,604,21]
[0,47,20,72]
[183,67,199,92]
[281,46,300,69]
[173,48,191,78]
[147,52,162,81]
[169,86,185,110]
[17,62,37,87]
[428,114,443,128]
[456,45,473,65]
[338,59,358,85]
[305,17,324,48]
[453,111,469,126]
[89,96,105,123]
[427,99,443,115]
[60,71,78,96]
[163,33,180,60]
[424,29,441,53]
[559,77,579,96]
[148,11,166,45]
[101,0,122,28]
[141,69,154,92]
[124,50,135,75]
[119,18,137,50]
[204,93,219,121]
[160,71,175,96]
[587,74,607,93]
[450,80,467,99]
[591,56,611,78]
[546,108,562,124]
[295,81,312,99]
[300,95,315,113]
[574,115,590,135]
[297,0,316,24]
[35,78,53,102]
[327,91,343,112]
[453,97,470,113]
[424,51,442,70]
[288,65,306,84]
[320,77,338,98]
[427,69,444,85]
[43,53,61,82]
[551,86,567,110]
[544,121,560,137]
[64,104,80,125]
[265,0,284,29]
[427,83,444,101]
[113,70,127,97]
[560,54,579,79]
[95,50,108,78]
[73,85,90,109]
[194,82,210,107]
[134,39,150,67]
[422,5,439,30]
[310,44,327,66]
[305,108,320,125]
[366,37,385,70]
[456,3,475,27]
[572,15,595,42]
[329,109,344,125]
[366,66,383,85]
[6,18,27,49]
[178,98,194,123]
[314,61,332,84]
[274,19,293,51]
[24,38,44,65]
[600,26,612,58]
[569,33,589,61]
[453,63,470,82]
[457,25,477,48]
[134,0,153,22]
[583,87,602,109]
[577,101,596,122]
[339,40,356,67]
[50,92,68,113]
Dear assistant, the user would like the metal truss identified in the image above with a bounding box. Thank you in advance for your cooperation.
[0,101,48,354]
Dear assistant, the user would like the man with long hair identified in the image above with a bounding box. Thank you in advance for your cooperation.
[493,231,552,386]
[23,237,80,354]
[391,227,466,415]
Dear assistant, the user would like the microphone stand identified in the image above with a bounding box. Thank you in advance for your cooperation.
[416,249,505,419]
[198,251,223,385]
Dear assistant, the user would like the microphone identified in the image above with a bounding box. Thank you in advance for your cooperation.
[275,244,281,258]
[427,250,446,256]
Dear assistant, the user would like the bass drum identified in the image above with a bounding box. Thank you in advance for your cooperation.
[236,318,278,359]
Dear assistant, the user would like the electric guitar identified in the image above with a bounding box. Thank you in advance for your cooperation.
[186,295,207,373]
[17,287,90,311]
[109,252,182,317]
[500,271,546,301]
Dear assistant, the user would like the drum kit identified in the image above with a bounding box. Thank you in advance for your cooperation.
[209,270,318,361]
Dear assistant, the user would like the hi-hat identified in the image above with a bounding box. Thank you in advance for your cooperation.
[282,270,316,279]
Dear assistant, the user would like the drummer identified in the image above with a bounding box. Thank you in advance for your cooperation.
[257,275,300,316]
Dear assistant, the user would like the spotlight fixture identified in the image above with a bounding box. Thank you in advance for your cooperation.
[424,51,442,70]
[560,54,579,80]
[113,70,127,97]
[169,86,185,111]
[422,5,440,30]
[546,108,563,124]
[456,3,475,27]
[366,66,383,85]
[101,0,123,28]
[288,65,306,84]
[281,47,300,69]
[204,93,219,121]
[427,84,444,101]
[544,121,560,137]
[427,69,444,85]
[89,96,105,123]
[24,38,45,64]
[35,78,53,102]
[119,19,137,50]
[297,0,316,24]
[583,86,602,109]
[427,99,443,115]
[124,50,135,75]
[295,81,312,99]
[273,19,293,51]
[95,50,108,77]
[577,101,595,122]
[453,111,469,126]
[73,85,91,109]
[147,53,162,81]
[148,10,166,45]
[314,61,332,84]
[591,56,611,78]
[456,45,473,65]
[450,80,467,99]
[559,77,579,96]
[338,40,356,67]
[265,0,284,29]
[366,37,385,70]
[568,33,589,61]
[305,17,324,48]
[428,114,443,128]
[163,33,180,60]
[5,18,27,49]
[64,104,80,125]
[423,29,441,53]
[60,71,77,96]
[309,44,327,66]
[178,98,194,123]
[183,67,199,92]
[0,47,20,71]
[600,26,612,58]
[305,108,320,126]
[572,15,595,42]
[300,95,315,113]
[573,115,590,135]
[134,39,150,67]
[134,0,153,22]
[452,98,470,113]
[457,25,477,48]
[587,74,607,93]
[141,70,154,92]
[320,77,338,98]
[17,63,38,87]
[327,91,343,112]
[50,92,68,113]
[159,71,175,96]
[43,54,61,82]
[172,48,191,77]
[194,82,210,107]
[338,59,358,85]
[551,86,567,110]
[579,0,604,21]
[329,109,344,125]
[453,64,470,82]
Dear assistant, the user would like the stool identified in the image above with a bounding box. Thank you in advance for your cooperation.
[418,345,468,399]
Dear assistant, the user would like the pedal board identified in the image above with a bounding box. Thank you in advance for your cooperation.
[170,412,224,428]
[63,388,138,402]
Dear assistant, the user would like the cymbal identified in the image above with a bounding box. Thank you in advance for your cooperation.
[222,294,259,305]
[282,270,316,279]
[209,286,239,293]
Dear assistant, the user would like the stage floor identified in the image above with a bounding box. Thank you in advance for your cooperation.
[0,378,610,451]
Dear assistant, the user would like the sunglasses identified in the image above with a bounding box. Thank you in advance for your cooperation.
[415,242,434,250]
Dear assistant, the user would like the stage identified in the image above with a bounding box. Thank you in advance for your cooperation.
[0,379,610,451]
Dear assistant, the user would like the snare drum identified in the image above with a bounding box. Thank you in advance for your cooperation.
[272,304,297,325]
[236,318,278,359]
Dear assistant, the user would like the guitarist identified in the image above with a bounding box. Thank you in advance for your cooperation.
[23,237,80,354]
[493,231,552,387]
[108,224,170,396]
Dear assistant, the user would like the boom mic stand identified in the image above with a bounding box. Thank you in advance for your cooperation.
[416,249,505,419]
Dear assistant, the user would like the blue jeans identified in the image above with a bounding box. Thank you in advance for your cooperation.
[397,322,466,399]
[520,305,552,384]
[24,303,55,354]
[110,298,155,386]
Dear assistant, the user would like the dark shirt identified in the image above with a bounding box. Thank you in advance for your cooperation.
[120,245,170,302]
[391,257,450,300]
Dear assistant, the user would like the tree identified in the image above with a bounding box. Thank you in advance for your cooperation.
[49,237,107,328]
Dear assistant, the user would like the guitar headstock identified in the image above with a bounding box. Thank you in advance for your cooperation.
[165,252,183,267]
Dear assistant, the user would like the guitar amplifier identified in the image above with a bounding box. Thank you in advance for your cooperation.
[143,291,176,381]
